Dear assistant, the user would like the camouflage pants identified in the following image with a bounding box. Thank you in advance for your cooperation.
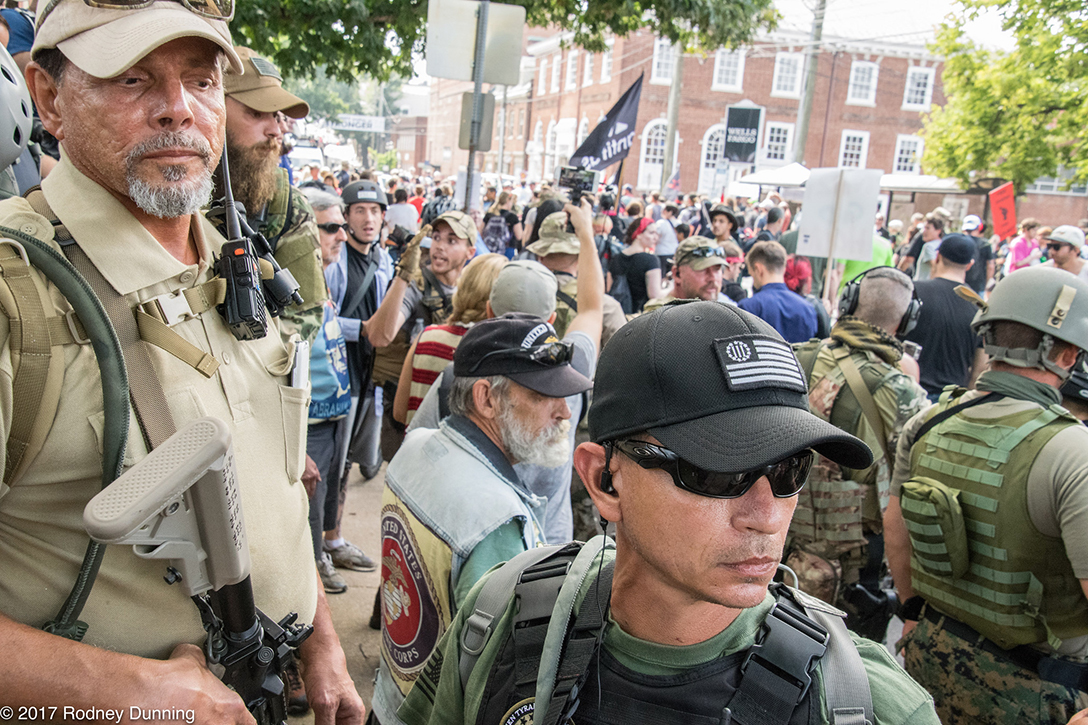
[901,614,1088,724]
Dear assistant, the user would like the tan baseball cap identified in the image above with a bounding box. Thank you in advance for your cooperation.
[224,47,309,119]
[673,236,728,271]
[33,0,243,79]
[527,211,580,256]
[489,260,558,319]
[434,210,477,245]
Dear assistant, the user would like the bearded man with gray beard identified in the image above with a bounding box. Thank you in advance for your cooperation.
[373,314,593,725]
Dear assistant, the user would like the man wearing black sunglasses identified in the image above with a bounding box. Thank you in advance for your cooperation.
[1041,225,1088,284]
[398,301,941,725]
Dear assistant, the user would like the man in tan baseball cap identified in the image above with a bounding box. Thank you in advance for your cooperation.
[3,2,364,723]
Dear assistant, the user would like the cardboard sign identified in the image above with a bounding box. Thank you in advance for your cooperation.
[989,181,1017,239]
[796,168,883,262]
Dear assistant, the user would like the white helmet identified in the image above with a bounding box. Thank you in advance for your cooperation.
[0,45,31,171]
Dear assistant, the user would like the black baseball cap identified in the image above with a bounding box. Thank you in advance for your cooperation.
[453,314,593,398]
[588,300,872,472]
[937,233,976,265]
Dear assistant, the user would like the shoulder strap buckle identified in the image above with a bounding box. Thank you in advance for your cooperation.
[742,591,829,704]
[145,289,198,326]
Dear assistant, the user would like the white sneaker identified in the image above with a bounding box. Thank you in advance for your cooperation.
[316,553,348,594]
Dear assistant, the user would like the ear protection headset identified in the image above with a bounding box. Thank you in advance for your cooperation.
[838,266,922,337]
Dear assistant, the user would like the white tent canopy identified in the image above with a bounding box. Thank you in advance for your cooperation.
[738,163,964,194]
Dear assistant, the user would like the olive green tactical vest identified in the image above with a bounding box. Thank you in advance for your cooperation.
[552,274,578,339]
[259,169,328,323]
[791,340,885,557]
[901,391,1088,649]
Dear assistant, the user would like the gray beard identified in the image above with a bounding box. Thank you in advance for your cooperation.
[125,132,214,219]
[498,404,571,468]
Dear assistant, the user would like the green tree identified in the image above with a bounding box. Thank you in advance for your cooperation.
[922,0,1088,193]
[233,0,778,84]
[282,68,363,122]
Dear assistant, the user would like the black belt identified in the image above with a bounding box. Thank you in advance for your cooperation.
[922,605,1088,692]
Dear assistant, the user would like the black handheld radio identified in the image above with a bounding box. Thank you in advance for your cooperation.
[214,147,273,340]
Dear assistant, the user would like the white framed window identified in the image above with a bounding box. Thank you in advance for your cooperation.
[544,119,558,176]
[577,117,590,146]
[550,52,562,94]
[902,66,935,111]
[600,40,614,82]
[538,57,547,92]
[712,49,745,92]
[846,60,879,106]
[771,52,804,98]
[583,53,594,86]
[565,50,579,90]
[764,122,794,162]
[838,130,870,168]
[697,124,726,194]
[651,38,676,84]
[638,119,669,189]
[893,134,924,174]
[1025,168,1088,195]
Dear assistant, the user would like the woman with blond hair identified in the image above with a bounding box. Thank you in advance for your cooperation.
[392,253,508,425]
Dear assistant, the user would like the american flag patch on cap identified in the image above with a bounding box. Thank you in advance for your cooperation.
[713,336,807,393]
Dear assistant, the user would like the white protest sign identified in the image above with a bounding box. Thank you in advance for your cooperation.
[796,168,883,262]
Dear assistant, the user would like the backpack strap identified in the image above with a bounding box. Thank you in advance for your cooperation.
[831,345,892,466]
[729,584,874,725]
[459,544,566,689]
[555,289,578,312]
[0,221,130,641]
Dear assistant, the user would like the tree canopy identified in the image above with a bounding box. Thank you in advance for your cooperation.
[232,0,778,84]
[922,0,1088,193]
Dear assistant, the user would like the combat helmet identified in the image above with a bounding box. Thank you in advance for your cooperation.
[968,266,1088,380]
[342,179,387,210]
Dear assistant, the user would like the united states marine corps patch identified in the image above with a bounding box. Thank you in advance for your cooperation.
[381,504,441,681]
[500,698,535,725]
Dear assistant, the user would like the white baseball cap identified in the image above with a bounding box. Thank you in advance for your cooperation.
[1044,225,1086,251]
[962,214,983,232]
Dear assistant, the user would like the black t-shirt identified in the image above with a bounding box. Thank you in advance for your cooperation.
[905,231,926,261]
[343,243,382,392]
[963,233,994,294]
[903,277,983,396]
[609,251,659,312]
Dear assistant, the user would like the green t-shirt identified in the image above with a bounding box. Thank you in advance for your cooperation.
[839,236,896,293]
[399,550,939,725]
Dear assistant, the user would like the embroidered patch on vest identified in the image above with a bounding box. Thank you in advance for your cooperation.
[500,698,534,725]
[381,504,441,677]
[713,335,807,392]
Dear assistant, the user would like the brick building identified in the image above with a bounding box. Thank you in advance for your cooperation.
[427,27,1085,225]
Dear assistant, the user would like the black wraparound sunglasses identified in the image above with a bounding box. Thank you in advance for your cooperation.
[610,439,813,499]
[467,341,573,374]
[317,222,350,234]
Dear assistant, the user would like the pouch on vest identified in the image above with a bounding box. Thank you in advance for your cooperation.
[900,475,969,580]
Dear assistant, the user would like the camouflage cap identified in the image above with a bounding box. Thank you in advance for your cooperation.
[673,236,728,271]
[434,210,477,244]
[527,211,580,256]
[224,47,309,119]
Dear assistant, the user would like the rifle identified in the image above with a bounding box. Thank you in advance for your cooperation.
[84,418,312,724]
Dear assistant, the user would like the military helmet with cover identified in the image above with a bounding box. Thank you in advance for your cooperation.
[967,266,1088,379]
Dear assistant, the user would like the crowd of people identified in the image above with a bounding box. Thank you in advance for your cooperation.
[3,2,1088,725]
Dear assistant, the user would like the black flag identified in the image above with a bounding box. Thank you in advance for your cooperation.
[569,74,643,171]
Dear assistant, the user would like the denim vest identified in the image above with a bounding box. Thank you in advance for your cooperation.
[373,417,547,725]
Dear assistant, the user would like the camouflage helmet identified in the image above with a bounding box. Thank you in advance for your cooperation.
[968,266,1088,379]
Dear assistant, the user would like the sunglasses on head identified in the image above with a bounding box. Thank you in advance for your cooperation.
[467,340,574,375]
[678,246,725,264]
[609,439,813,499]
[39,0,232,28]
[317,222,350,234]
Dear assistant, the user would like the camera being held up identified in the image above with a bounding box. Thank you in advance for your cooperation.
[556,166,600,232]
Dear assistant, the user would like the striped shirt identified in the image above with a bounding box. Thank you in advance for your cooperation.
[406,323,471,425]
